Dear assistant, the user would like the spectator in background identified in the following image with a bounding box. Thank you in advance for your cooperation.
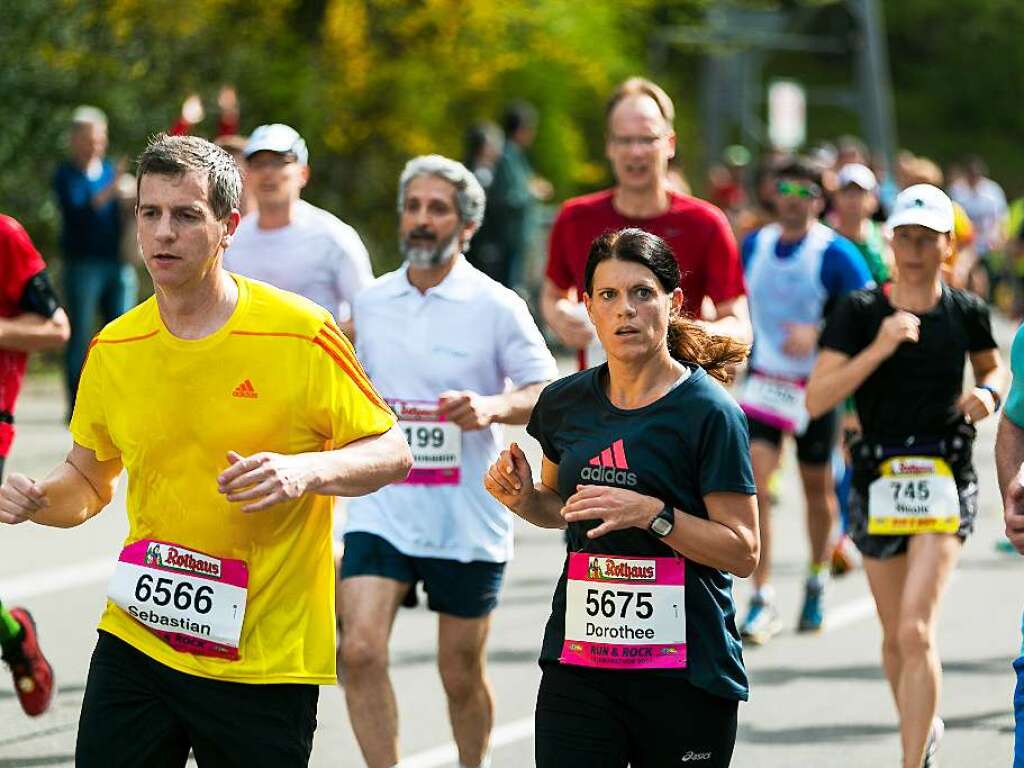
[949,155,1008,299]
[53,106,138,411]
[468,102,549,291]
[835,135,869,169]
[214,134,252,217]
[827,163,891,284]
[735,155,782,242]
[223,124,373,339]
[169,85,241,139]
[463,122,504,191]
[708,144,751,227]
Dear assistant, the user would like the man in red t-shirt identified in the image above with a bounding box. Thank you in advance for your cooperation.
[0,213,67,717]
[542,77,750,369]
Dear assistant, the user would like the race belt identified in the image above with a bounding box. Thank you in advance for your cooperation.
[108,539,249,660]
[561,552,686,670]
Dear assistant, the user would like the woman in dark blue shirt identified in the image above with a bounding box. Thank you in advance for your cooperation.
[485,228,758,767]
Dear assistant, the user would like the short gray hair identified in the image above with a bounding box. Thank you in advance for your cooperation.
[137,134,242,220]
[397,155,486,229]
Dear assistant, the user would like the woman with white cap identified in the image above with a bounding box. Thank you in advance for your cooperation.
[806,184,1007,768]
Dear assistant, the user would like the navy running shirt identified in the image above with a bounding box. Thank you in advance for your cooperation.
[526,363,756,701]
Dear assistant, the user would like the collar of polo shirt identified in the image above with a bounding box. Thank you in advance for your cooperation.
[390,256,476,302]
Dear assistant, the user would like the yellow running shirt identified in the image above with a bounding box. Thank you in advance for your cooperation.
[70,275,394,684]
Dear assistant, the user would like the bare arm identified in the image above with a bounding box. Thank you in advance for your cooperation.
[0,443,122,528]
[957,348,1008,423]
[703,295,753,345]
[805,310,921,418]
[0,308,70,353]
[438,382,549,430]
[659,492,759,577]
[217,424,413,511]
[561,486,759,577]
[484,447,565,529]
[540,278,594,350]
[996,415,1024,498]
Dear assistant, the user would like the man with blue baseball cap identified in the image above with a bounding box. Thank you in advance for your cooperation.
[224,123,373,338]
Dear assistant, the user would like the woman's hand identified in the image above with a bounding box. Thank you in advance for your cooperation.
[872,311,920,357]
[958,387,996,425]
[484,442,534,516]
[561,485,662,539]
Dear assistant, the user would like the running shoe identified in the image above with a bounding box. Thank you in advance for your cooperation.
[1,608,54,717]
[921,716,944,767]
[797,579,825,633]
[996,538,1018,555]
[740,593,782,645]
[830,534,861,577]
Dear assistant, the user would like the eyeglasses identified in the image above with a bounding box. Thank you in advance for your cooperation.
[608,134,665,149]
[776,180,820,199]
[246,152,298,170]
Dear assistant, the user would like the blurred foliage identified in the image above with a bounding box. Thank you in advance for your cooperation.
[3,0,1023,282]
[0,0,704,275]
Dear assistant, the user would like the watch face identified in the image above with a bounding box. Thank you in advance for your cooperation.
[651,516,673,536]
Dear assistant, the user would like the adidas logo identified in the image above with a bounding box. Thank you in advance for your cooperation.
[580,438,638,486]
[232,379,258,399]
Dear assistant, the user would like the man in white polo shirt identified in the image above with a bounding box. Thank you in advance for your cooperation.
[224,123,373,337]
[339,155,557,768]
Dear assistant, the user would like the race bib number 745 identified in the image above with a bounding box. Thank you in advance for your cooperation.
[867,456,960,535]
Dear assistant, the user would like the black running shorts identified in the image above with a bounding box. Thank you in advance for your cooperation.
[535,664,738,768]
[76,631,318,768]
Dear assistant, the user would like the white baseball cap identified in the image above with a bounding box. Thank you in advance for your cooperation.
[837,163,877,192]
[244,123,309,166]
[886,184,954,233]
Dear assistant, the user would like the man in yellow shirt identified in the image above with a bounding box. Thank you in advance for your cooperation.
[0,134,412,767]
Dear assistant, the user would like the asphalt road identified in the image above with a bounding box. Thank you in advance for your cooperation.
[1,321,1022,767]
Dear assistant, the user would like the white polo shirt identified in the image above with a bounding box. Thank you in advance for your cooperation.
[224,199,374,321]
[345,256,557,563]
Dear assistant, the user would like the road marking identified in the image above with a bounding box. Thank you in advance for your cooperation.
[0,557,114,602]
[823,595,876,631]
[399,717,534,768]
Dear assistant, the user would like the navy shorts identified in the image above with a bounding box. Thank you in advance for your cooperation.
[340,532,506,619]
[747,408,839,465]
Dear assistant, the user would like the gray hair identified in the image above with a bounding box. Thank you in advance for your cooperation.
[397,155,486,229]
[71,105,108,132]
[136,134,242,220]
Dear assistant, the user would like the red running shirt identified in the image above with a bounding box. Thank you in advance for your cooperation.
[0,215,47,457]
[546,189,745,316]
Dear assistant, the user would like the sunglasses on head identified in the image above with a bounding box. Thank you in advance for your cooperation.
[776,180,820,199]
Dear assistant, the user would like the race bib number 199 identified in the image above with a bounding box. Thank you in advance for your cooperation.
[107,539,248,660]
[389,399,462,485]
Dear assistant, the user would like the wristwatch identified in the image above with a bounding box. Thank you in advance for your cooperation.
[979,384,1002,412]
[649,503,675,538]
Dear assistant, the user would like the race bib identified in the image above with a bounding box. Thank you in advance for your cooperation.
[738,371,810,435]
[561,553,686,670]
[868,456,960,535]
[107,540,248,660]
[389,399,462,485]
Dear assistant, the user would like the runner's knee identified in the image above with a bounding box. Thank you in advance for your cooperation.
[896,617,932,657]
[340,632,389,675]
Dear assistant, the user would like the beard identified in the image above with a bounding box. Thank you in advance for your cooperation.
[401,227,460,268]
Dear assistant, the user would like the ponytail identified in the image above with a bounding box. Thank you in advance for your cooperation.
[667,315,749,383]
